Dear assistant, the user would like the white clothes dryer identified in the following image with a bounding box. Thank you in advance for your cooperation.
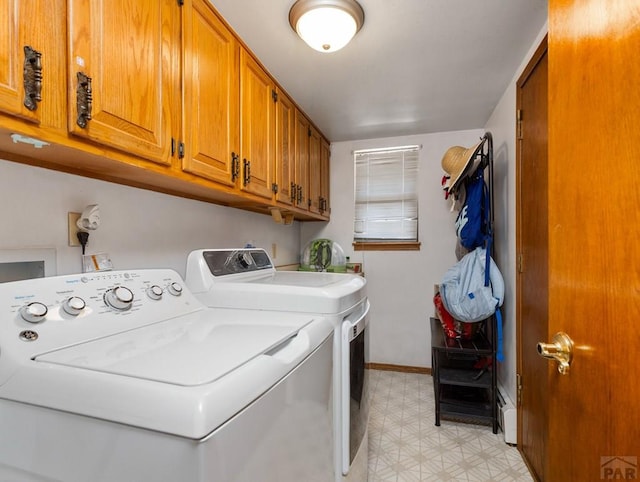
[0,269,333,482]
[185,248,370,482]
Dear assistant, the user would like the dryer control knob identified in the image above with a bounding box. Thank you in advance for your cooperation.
[104,286,134,311]
[20,302,48,323]
[146,285,163,300]
[167,282,183,297]
[62,296,86,316]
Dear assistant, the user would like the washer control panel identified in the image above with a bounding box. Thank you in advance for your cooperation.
[0,269,202,359]
[200,249,274,277]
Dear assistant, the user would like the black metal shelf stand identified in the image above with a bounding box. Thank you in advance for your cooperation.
[431,316,498,432]
[431,132,499,433]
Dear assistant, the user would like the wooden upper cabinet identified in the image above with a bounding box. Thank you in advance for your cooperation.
[0,0,65,126]
[274,88,295,205]
[320,138,331,217]
[67,0,176,165]
[240,48,275,200]
[294,109,310,210]
[308,125,322,214]
[0,0,330,221]
[182,0,239,187]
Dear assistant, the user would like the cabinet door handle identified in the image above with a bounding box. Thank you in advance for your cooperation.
[297,185,303,204]
[23,46,42,111]
[76,72,93,128]
[290,183,297,203]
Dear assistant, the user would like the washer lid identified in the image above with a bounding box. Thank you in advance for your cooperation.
[34,313,311,386]
[1,309,332,439]
[194,271,367,314]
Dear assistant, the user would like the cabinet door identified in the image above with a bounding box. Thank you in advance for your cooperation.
[320,138,331,217]
[308,125,322,214]
[0,0,64,125]
[68,0,176,165]
[294,109,310,210]
[274,88,295,205]
[182,0,239,187]
[240,49,275,200]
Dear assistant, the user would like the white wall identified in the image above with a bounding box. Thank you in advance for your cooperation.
[301,129,484,368]
[484,23,548,403]
[0,160,301,277]
[300,22,549,393]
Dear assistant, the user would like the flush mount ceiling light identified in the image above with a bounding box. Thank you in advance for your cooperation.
[289,0,365,53]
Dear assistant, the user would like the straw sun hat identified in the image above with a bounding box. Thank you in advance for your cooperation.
[441,140,485,193]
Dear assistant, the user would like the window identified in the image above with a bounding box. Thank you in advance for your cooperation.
[353,145,420,251]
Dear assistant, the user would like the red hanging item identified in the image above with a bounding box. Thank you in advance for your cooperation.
[441,175,451,200]
[434,292,457,338]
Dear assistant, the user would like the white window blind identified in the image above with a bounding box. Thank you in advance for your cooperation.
[354,145,419,242]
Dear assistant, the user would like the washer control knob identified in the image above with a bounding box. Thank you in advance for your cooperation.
[62,296,86,316]
[167,282,183,297]
[104,286,134,311]
[238,252,252,269]
[146,285,163,300]
[20,302,48,323]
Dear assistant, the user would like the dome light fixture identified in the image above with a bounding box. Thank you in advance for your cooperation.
[289,0,365,53]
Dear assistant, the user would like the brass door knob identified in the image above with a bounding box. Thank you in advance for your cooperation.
[537,332,574,375]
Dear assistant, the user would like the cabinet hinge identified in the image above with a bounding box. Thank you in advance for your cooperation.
[243,159,251,185]
[231,152,239,181]
[178,141,185,159]
[291,182,297,203]
[272,90,278,103]
[517,253,524,273]
[23,46,42,111]
[516,109,523,140]
[271,183,278,194]
[516,373,523,406]
[76,72,93,128]
[307,127,311,137]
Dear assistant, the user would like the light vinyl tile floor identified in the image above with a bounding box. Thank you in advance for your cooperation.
[367,370,533,482]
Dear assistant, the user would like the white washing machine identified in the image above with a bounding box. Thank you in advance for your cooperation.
[0,269,334,482]
[185,248,370,482]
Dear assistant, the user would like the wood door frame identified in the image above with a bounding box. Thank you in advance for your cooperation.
[515,33,548,462]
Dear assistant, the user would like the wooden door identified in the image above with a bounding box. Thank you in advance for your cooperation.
[240,49,275,200]
[517,1,640,480]
[308,125,322,214]
[547,0,640,479]
[516,37,549,481]
[0,0,64,125]
[182,0,239,187]
[68,0,176,165]
[294,109,310,210]
[274,87,295,205]
[320,138,331,218]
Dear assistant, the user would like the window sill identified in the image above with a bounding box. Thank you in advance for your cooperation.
[353,241,421,251]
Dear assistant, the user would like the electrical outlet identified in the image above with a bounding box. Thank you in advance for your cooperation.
[272,243,277,259]
[68,212,81,247]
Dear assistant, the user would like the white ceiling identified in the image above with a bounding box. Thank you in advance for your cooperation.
[209,0,548,142]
